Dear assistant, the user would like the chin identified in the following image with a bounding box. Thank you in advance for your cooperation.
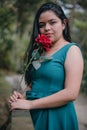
[49,37,53,41]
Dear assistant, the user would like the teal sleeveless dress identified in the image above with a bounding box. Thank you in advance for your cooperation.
[26,43,79,130]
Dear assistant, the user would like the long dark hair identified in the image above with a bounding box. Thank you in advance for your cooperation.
[24,2,71,85]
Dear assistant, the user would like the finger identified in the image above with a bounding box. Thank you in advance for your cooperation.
[9,95,18,102]
[13,91,19,98]
[13,91,23,99]
[17,93,23,99]
[8,99,12,104]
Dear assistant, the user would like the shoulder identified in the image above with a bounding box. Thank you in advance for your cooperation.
[62,42,82,58]
[66,42,83,58]
[67,43,82,57]
[65,43,84,70]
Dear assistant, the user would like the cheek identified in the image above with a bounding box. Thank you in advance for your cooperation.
[54,25,63,35]
[39,28,44,34]
[52,28,63,41]
[55,23,64,31]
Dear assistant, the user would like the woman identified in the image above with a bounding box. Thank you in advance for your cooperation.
[9,2,84,130]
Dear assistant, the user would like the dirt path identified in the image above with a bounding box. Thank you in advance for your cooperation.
[75,93,87,130]
[6,75,87,130]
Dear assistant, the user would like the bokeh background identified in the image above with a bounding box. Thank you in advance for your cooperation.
[0,0,87,130]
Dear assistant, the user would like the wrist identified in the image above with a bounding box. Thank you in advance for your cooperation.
[29,99,40,110]
[28,100,34,110]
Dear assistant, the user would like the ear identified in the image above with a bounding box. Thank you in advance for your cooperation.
[62,19,67,30]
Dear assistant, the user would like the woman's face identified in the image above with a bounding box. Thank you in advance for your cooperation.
[38,10,66,44]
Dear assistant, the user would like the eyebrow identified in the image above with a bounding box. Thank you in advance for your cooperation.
[39,19,57,23]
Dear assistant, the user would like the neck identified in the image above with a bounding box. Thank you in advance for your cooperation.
[44,38,68,56]
[51,38,68,50]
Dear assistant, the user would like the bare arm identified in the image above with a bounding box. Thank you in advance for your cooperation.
[10,46,84,110]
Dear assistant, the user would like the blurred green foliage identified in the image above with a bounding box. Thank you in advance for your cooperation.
[0,0,87,93]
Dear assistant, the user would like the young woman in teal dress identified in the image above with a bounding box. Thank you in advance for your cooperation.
[9,2,84,130]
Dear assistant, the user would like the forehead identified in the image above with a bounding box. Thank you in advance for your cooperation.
[39,10,59,22]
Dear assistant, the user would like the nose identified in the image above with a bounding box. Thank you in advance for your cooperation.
[44,23,51,31]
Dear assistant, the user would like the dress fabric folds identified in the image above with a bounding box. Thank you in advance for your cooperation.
[26,43,79,130]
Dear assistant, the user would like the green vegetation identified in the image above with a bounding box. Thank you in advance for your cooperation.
[0,0,87,94]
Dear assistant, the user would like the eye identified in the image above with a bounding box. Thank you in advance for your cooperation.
[39,23,45,28]
[50,21,57,25]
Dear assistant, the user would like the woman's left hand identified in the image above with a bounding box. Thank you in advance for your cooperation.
[10,99,32,110]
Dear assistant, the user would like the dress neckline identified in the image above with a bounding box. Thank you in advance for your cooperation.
[44,43,71,57]
[38,43,71,64]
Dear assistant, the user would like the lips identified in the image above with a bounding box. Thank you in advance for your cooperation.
[45,33,52,37]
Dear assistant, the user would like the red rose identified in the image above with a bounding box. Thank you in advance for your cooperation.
[35,34,52,51]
